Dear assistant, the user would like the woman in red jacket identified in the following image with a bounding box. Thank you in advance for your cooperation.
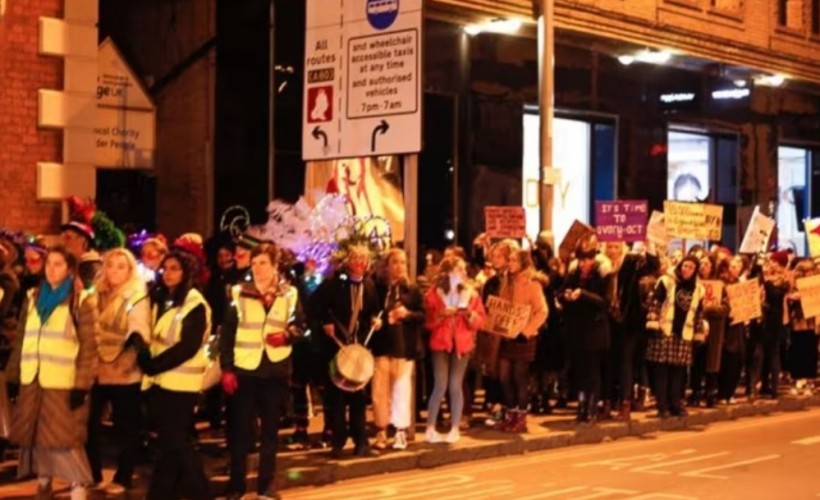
[424,256,486,444]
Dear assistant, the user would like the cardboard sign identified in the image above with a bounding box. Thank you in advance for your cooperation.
[700,280,724,310]
[595,200,649,243]
[558,220,596,261]
[739,206,775,254]
[726,280,762,325]
[796,274,820,319]
[485,296,532,338]
[663,201,724,241]
[646,210,668,250]
[485,206,527,239]
[805,218,820,258]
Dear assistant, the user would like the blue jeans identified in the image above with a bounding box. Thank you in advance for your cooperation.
[427,350,471,429]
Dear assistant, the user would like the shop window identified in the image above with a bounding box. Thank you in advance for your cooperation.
[778,147,810,255]
[779,0,805,29]
[812,0,820,33]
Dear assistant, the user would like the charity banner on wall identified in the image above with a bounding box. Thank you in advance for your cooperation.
[796,274,820,319]
[700,280,724,310]
[558,220,596,261]
[726,280,762,325]
[739,206,775,254]
[484,296,532,339]
[485,206,527,239]
[594,200,648,243]
[663,201,723,241]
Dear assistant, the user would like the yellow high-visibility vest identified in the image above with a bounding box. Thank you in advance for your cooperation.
[149,288,212,393]
[230,285,296,370]
[96,290,148,363]
[20,290,79,389]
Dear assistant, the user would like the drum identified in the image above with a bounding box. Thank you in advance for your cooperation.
[330,344,375,392]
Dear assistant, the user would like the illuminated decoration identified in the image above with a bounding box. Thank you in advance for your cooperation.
[463,18,522,36]
[219,205,251,240]
[754,74,786,87]
[712,88,750,100]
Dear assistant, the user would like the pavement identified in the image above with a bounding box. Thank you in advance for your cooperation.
[1,392,819,498]
[284,404,820,500]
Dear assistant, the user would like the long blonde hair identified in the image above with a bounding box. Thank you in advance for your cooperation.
[94,248,145,296]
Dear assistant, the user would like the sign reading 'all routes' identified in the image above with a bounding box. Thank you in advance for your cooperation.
[302,0,422,161]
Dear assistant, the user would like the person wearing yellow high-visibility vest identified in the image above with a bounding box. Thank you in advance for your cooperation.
[219,243,305,500]
[7,245,99,500]
[127,250,212,500]
[85,248,150,494]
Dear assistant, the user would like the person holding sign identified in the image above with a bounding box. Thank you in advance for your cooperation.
[688,256,728,408]
[492,249,549,433]
[786,259,819,396]
[423,256,486,445]
[559,240,611,424]
[716,257,748,404]
[645,255,707,419]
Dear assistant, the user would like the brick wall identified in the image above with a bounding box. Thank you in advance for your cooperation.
[0,0,63,233]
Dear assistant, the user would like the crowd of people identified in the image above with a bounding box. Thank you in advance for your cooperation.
[0,210,818,500]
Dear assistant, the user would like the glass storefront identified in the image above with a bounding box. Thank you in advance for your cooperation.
[777,146,811,255]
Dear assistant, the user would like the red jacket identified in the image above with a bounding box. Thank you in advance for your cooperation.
[424,286,486,356]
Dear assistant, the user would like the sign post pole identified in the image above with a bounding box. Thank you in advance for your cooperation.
[539,0,555,236]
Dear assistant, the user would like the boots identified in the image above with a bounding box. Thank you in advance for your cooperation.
[598,400,613,421]
[493,407,512,431]
[617,401,631,421]
[705,390,718,409]
[576,392,588,423]
[633,385,648,412]
[586,394,598,425]
[506,408,528,433]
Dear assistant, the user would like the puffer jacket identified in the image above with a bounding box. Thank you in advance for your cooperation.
[424,285,486,357]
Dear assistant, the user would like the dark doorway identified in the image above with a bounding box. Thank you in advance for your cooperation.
[96,169,157,233]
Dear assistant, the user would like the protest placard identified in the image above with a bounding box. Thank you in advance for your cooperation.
[805,218,820,258]
[558,220,596,261]
[701,280,724,310]
[485,206,527,239]
[595,200,649,243]
[796,274,820,319]
[663,201,724,241]
[484,296,532,338]
[646,210,668,250]
[739,206,775,254]
[726,280,762,325]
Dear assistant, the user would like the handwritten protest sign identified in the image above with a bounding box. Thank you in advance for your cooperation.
[485,296,532,338]
[663,201,724,241]
[701,280,724,310]
[805,218,820,258]
[558,220,596,261]
[726,280,762,325]
[796,275,820,319]
[485,206,526,239]
[595,200,648,243]
[739,206,775,254]
[646,210,668,251]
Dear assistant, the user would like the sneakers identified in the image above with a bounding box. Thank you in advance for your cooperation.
[425,426,442,444]
[393,429,408,450]
[444,427,460,444]
[374,430,388,450]
[484,404,504,427]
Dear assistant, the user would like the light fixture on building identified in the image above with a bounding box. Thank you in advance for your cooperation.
[754,74,786,87]
[444,229,455,241]
[733,79,748,88]
[463,18,522,36]
[712,88,750,100]
[618,49,672,66]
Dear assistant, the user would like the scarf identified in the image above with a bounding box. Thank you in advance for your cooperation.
[36,277,74,322]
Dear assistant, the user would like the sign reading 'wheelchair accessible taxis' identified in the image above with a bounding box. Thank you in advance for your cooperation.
[302,0,423,160]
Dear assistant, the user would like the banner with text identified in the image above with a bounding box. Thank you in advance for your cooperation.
[739,206,775,254]
[726,280,762,325]
[595,200,648,243]
[485,206,527,239]
[797,275,820,319]
[485,296,532,338]
[663,201,724,241]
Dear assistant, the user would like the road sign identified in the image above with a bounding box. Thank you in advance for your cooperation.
[302,0,422,160]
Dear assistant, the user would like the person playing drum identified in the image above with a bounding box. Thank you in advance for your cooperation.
[311,245,383,459]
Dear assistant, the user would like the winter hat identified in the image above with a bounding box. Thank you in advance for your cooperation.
[172,233,210,286]
[62,196,96,243]
[770,250,789,268]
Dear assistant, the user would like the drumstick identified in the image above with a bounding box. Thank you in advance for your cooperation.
[363,311,384,347]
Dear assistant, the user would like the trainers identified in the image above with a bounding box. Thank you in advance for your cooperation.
[484,404,504,427]
[393,429,408,450]
[374,430,388,450]
[444,428,460,444]
[425,427,441,444]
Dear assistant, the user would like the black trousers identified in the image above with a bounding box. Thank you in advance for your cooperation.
[690,344,718,397]
[147,388,211,500]
[575,349,605,397]
[499,358,530,409]
[228,375,287,495]
[750,333,782,398]
[617,330,645,403]
[653,363,686,413]
[85,383,142,487]
[324,384,368,451]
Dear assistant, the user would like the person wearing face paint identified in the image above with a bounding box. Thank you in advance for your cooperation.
[219,243,306,500]
[311,245,383,458]
[7,245,99,500]
[85,249,150,494]
[127,250,212,500]
[645,255,707,418]
[424,256,486,444]
[559,241,611,424]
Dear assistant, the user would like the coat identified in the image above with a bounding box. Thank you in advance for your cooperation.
[424,285,485,357]
[6,286,98,448]
[560,264,610,352]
